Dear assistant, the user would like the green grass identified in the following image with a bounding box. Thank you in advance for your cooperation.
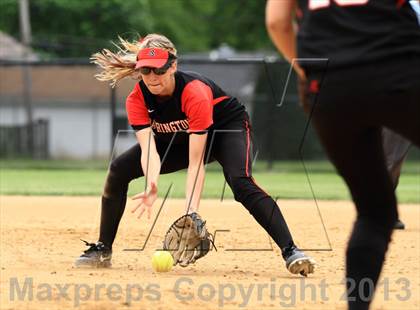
[0,159,418,203]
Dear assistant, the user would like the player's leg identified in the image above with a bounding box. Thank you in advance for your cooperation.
[382,128,411,229]
[75,143,142,267]
[309,110,397,310]
[75,139,189,267]
[303,60,420,309]
[376,68,420,232]
[382,128,411,187]
[98,140,190,248]
[211,112,315,276]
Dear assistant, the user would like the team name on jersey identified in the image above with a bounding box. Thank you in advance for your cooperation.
[151,119,189,133]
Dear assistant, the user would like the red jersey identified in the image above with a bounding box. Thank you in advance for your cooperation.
[126,70,245,144]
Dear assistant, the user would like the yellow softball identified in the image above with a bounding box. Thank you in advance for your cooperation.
[151,250,174,272]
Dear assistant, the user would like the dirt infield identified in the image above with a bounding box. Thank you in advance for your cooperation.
[0,196,419,310]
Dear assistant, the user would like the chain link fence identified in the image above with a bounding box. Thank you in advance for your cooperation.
[0,58,326,162]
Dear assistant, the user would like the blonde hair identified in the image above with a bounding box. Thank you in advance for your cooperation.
[91,33,177,87]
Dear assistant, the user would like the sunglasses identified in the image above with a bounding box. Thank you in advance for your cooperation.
[139,62,172,75]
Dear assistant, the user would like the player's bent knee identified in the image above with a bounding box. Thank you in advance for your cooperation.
[103,161,131,198]
[109,157,126,175]
[348,217,395,254]
[228,176,265,205]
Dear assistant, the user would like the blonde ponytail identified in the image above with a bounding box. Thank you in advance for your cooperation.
[91,34,177,87]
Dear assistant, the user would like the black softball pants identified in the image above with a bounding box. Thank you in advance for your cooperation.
[381,128,411,189]
[302,56,420,310]
[99,112,295,256]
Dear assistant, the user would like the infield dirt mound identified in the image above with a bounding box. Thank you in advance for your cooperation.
[0,196,419,309]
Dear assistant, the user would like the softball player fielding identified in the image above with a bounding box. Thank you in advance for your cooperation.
[75,34,316,276]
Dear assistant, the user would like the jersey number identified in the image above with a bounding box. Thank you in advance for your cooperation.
[309,0,369,10]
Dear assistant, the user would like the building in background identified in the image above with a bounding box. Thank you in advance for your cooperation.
[0,31,38,61]
[0,38,268,160]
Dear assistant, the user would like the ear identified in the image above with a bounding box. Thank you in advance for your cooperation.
[169,61,177,74]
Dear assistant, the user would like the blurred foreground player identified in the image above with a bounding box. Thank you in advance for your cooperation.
[266,0,420,309]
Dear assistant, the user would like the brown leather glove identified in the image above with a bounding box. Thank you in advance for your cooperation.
[163,212,214,267]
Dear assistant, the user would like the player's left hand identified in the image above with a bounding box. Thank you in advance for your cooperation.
[131,182,158,219]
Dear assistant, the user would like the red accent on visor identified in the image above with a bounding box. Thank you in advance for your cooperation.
[135,48,169,69]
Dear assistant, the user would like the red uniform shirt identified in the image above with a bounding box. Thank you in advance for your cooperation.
[126,70,244,144]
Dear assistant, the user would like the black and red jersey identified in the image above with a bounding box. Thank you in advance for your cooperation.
[296,0,420,70]
[126,70,245,144]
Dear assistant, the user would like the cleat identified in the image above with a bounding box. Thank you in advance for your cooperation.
[283,246,316,277]
[394,219,405,230]
[75,240,112,268]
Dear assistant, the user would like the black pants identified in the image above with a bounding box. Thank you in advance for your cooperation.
[299,86,412,191]
[302,56,420,310]
[382,128,411,188]
[99,112,295,257]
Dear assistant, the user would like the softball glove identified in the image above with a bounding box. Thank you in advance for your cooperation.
[163,212,215,267]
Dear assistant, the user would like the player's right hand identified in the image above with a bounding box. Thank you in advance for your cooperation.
[131,182,158,220]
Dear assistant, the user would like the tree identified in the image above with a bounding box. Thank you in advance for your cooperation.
[0,0,274,58]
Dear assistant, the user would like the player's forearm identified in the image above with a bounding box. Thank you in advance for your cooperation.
[267,23,297,64]
[141,151,161,189]
[185,161,205,213]
[185,133,208,213]
[136,128,161,190]
[266,0,295,60]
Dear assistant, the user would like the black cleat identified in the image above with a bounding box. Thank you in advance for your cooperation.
[394,219,405,230]
[75,240,112,268]
[283,246,316,277]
